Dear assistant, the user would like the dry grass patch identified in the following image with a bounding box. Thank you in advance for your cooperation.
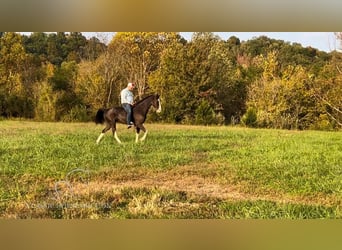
[68,168,340,208]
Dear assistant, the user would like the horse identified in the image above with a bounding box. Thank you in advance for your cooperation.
[95,94,161,144]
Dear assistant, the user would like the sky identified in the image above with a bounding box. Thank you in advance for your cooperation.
[182,32,339,52]
[81,32,339,53]
[21,32,340,52]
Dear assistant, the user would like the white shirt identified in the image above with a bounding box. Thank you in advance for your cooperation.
[120,88,134,105]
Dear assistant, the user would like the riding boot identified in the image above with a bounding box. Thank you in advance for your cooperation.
[127,121,134,129]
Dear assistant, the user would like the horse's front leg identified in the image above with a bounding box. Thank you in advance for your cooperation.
[112,122,122,144]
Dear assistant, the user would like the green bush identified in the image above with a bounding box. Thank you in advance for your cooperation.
[61,105,90,122]
[310,114,334,131]
[195,100,216,125]
[241,107,258,127]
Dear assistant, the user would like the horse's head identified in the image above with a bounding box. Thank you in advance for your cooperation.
[152,94,162,113]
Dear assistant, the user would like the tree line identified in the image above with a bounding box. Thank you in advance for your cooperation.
[0,32,341,130]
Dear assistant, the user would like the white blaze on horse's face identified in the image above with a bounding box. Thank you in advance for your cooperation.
[156,98,162,113]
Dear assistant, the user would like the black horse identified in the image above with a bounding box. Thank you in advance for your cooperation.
[95,94,161,144]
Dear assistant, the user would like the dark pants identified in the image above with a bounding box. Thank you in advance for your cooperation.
[122,103,133,125]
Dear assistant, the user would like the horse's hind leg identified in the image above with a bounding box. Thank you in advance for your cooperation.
[135,127,141,143]
[140,130,148,142]
[112,122,122,144]
[96,124,111,144]
[136,125,148,142]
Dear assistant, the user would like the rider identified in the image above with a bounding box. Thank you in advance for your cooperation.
[120,82,135,128]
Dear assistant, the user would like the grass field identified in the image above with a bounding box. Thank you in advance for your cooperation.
[0,120,341,218]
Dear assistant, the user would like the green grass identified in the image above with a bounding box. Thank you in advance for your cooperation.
[0,120,341,218]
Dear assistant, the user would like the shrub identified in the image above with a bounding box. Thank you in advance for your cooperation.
[310,114,334,131]
[195,100,216,125]
[61,105,90,122]
[241,107,258,127]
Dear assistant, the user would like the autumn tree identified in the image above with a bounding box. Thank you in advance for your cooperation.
[0,31,340,128]
[150,40,196,122]
[149,32,243,124]
[83,36,106,61]
[108,32,182,100]
[0,32,34,117]
[246,51,319,129]
[75,55,120,112]
[310,53,342,129]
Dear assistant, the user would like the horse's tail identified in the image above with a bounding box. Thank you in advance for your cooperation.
[95,108,105,124]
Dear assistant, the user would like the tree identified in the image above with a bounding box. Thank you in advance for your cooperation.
[65,32,87,62]
[83,36,106,61]
[303,33,342,129]
[0,32,34,117]
[48,60,81,120]
[75,56,119,111]
[46,32,68,65]
[150,32,242,124]
[108,32,182,100]
[148,39,187,123]
[22,32,48,61]
[0,32,27,80]
[246,51,318,129]
[310,55,342,128]
[34,81,57,121]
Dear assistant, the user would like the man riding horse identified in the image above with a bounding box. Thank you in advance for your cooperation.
[95,91,161,144]
[120,82,135,129]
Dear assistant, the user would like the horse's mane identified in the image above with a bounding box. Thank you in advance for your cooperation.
[134,94,155,106]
